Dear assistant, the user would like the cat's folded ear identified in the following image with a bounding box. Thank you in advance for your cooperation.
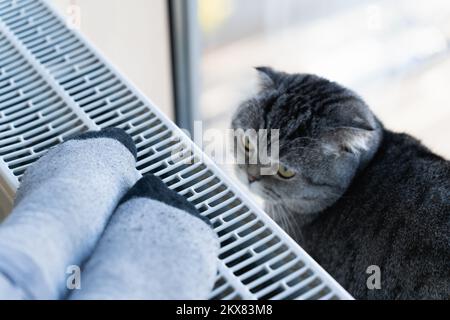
[328,102,377,132]
[324,103,380,156]
[255,66,283,89]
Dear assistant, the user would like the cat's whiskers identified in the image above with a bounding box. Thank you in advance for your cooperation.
[266,202,304,243]
[281,205,299,239]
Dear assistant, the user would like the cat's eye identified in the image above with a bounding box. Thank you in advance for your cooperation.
[278,165,296,179]
[242,135,254,152]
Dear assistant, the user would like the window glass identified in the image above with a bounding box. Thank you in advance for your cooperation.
[199,0,450,166]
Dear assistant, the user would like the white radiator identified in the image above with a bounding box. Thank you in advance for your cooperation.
[0,0,353,300]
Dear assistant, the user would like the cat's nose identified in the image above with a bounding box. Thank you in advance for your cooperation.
[248,175,259,183]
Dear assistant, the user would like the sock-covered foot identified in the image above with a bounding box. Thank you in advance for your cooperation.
[69,175,219,300]
[0,128,139,300]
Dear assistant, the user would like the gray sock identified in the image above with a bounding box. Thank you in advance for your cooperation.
[0,128,139,299]
[69,175,219,300]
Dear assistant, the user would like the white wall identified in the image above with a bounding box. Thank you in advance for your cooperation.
[50,0,174,118]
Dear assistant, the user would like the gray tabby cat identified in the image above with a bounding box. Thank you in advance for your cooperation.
[231,67,450,300]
